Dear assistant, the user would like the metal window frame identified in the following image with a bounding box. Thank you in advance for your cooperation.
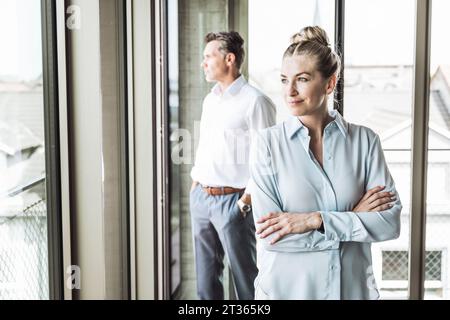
[125,0,137,300]
[154,0,171,300]
[334,0,345,115]
[409,0,432,301]
[116,0,131,300]
[41,0,64,300]
[166,0,182,298]
[55,0,73,300]
[151,0,162,300]
[128,0,159,300]
[57,0,131,299]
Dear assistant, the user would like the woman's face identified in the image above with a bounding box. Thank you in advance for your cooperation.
[281,55,333,117]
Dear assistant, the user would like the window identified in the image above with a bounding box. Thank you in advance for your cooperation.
[382,250,443,295]
[169,0,231,300]
[426,0,450,300]
[382,251,409,281]
[382,250,443,281]
[344,0,416,299]
[248,0,335,123]
[166,0,449,300]
[0,0,49,299]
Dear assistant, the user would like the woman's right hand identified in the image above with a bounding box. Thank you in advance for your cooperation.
[353,186,396,212]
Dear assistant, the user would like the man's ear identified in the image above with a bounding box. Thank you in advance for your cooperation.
[326,74,337,95]
[225,52,236,67]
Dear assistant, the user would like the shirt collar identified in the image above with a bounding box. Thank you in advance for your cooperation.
[329,109,348,138]
[286,109,348,140]
[211,75,246,97]
[286,115,307,139]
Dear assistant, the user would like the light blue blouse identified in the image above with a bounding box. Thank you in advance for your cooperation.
[249,110,402,300]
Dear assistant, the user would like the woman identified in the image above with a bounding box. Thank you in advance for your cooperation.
[250,26,402,300]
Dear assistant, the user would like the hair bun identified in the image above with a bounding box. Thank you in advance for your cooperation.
[290,26,330,47]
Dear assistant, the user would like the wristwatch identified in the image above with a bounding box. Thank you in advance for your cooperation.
[237,199,252,216]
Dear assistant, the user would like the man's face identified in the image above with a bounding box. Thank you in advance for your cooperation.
[201,40,228,82]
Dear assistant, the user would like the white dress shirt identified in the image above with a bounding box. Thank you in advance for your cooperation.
[250,110,402,299]
[191,75,276,190]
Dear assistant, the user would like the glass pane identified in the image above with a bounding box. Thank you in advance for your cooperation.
[344,0,415,299]
[171,0,230,299]
[168,0,181,295]
[0,0,48,299]
[426,0,450,299]
[248,0,335,123]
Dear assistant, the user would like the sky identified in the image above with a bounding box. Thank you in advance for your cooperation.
[1,0,450,81]
[249,0,450,76]
[0,0,42,82]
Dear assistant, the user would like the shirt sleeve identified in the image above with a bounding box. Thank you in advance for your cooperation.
[319,134,402,243]
[250,131,402,253]
[245,95,277,195]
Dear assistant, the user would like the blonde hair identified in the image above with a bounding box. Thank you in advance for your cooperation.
[284,26,341,80]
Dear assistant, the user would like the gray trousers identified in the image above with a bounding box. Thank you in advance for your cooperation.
[190,184,257,300]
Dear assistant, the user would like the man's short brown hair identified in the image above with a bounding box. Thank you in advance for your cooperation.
[205,31,245,70]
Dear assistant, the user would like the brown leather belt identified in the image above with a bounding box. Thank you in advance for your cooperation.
[201,185,244,196]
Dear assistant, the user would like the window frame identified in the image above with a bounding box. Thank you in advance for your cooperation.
[408,0,432,300]
[156,0,433,300]
[334,0,345,114]
[41,0,64,300]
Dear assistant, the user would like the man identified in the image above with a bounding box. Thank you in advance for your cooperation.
[190,31,276,300]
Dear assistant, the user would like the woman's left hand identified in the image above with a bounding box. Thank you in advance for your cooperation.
[256,212,322,244]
